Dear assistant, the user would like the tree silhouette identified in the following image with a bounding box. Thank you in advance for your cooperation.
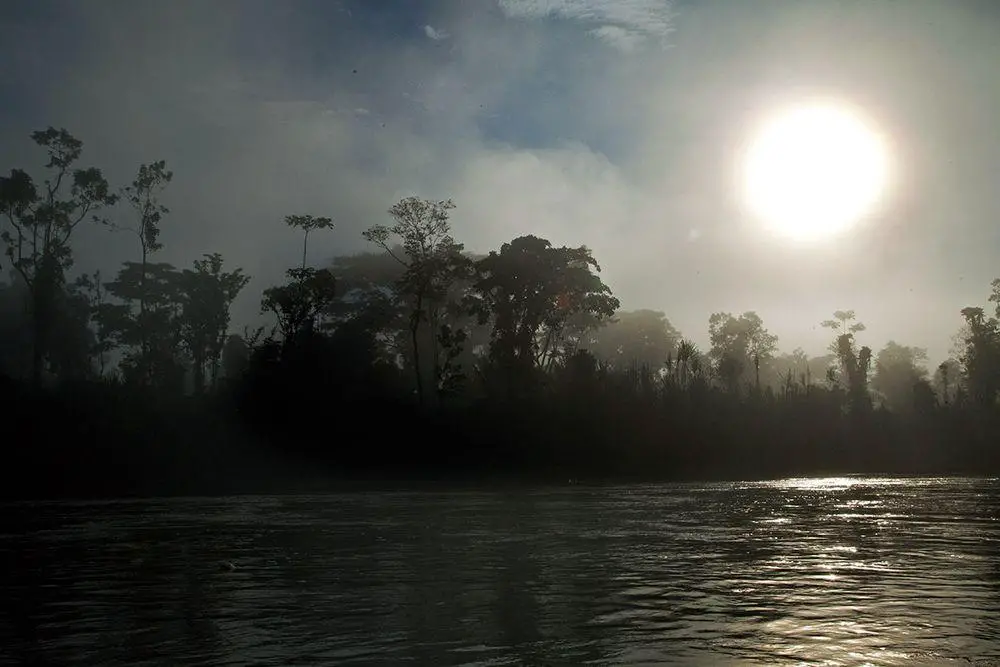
[109,160,173,382]
[958,306,1000,407]
[708,311,778,391]
[586,309,680,371]
[286,214,334,269]
[363,197,470,406]
[262,267,338,342]
[871,341,929,413]
[0,128,117,383]
[178,253,250,392]
[98,261,186,390]
[821,310,866,339]
[470,235,619,392]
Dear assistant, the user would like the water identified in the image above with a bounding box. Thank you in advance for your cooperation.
[1,477,999,666]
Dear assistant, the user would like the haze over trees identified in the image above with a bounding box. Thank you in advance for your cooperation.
[2,126,999,497]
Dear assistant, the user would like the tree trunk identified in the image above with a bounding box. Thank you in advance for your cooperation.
[192,352,205,395]
[139,245,149,386]
[411,294,424,406]
[302,230,309,270]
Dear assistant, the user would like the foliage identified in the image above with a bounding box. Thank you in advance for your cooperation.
[958,306,1000,407]
[585,309,680,371]
[0,128,117,382]
[261,267,338,341]
[363,197,471,405]
[286,214,334,269]
[470,235,619,392]
[97,261,186,390]
[177,253,251,392]
[871,341,929,413]
[707,311,778,391]
[4,123,1000,496]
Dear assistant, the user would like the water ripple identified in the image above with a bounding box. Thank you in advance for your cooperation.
[1,477,998,665]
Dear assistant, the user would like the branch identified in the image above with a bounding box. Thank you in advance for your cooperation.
[65,200,94,239]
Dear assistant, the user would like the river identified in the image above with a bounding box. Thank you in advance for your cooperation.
[1,477,998,665]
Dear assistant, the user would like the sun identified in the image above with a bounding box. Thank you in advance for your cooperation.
[740,102,889,243]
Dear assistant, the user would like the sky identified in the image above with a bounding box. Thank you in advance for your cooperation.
[2,0,1000,364]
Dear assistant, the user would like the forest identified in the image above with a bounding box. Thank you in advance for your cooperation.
[2,128,999,498]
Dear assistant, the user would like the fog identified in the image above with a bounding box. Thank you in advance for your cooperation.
[3,0,1000,362]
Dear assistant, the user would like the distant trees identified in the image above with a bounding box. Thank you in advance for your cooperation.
[586,309,680,371]
[871,341,929,413]
[7,122,1000,492]
[707,311,778,391]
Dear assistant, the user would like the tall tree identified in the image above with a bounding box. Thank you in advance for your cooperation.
[177,253,250,392]
[111,161,173,377]
[470,235,619,390]
[821,310,866,340]
[286,214,334,269]
[821,310,867,379]
[0,128,117,383]
[363,197,470,405]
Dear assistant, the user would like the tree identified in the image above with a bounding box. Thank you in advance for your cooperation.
[833,334,873,413]
[286,214,334,269]
[221,333,250,381]
[933,358,962,406]
[870,341,929,413]
[958,305,1000,408]
[667,338,705,388]
[71,271,112,376]
[586,309,680,371]
[470,235,619,391]
[261,267,338,342]
[110,161,173,372]
[363,197,470,405]
[707,311,778,391]
[0,128,117,383]
[821,310,867,381]
[821,310,866,341]
[0,273,32,378]
[98,261,186,390]
[177,253,250,392]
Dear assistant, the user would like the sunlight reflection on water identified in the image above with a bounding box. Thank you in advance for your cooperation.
[1,477,998,666]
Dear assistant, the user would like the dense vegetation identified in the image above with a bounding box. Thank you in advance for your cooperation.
[2,128,999,498]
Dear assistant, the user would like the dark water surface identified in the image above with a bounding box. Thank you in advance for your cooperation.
[2,477,999,666]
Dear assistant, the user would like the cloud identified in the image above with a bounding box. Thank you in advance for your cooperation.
[588,25,645,53]
[423,24,449,41]
[498,0,675,48]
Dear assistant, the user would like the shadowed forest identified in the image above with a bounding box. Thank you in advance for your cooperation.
[3,129,999,498]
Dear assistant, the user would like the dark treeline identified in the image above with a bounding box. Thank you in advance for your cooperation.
[2,128,999,498]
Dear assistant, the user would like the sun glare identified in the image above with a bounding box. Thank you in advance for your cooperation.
[740,103,889,243]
